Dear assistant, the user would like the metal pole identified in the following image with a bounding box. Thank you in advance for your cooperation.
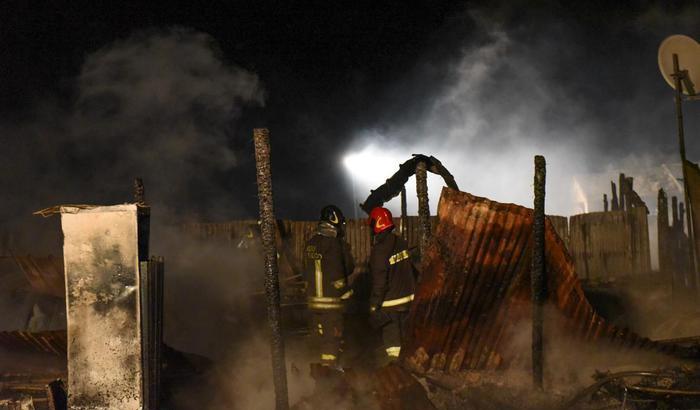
[416,161,431,259]
[532,155,546,390]
[672,53,699,283]
[400,186,408,241]
[253,128,289,410]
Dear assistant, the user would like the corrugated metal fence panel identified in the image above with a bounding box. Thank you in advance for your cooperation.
[569,208,651,280]
[403,188,675,375]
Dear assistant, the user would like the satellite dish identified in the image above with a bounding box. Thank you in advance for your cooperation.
[658,34,700,96]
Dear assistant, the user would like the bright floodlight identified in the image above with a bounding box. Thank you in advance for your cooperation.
[341,145,403,186]
[343,153,361,171]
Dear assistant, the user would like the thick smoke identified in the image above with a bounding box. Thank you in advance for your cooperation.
[0,28,271,406]
[345,23,596,216]
[342,7,700,218]
[71,28,262,207]
[0,27,263,252]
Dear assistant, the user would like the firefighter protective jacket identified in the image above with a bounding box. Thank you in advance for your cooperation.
[369,230,416,311]
[303,223,355,310]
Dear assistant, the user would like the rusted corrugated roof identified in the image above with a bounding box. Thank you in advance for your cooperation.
[403,188,687,374]
[13,255,65,298]
[0,330,66,356]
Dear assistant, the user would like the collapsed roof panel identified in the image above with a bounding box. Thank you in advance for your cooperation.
[13,255,65,298]
[0,330,66,356]
[403,187,688,374]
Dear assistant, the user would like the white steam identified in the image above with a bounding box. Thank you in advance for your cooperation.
[343,27,596,216]
[342,18,690,218]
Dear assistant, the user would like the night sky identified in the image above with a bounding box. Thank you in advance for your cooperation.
[2,1,700,249]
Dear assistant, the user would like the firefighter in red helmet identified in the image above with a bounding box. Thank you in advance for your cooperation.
[304,205,355,366]
[367,206,416,362]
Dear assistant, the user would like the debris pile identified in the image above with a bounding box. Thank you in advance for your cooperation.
[292,364,435,410]
[564,366,700,409]
[404,188,693,376]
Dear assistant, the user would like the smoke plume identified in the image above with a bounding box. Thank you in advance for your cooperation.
[1,27,263,252]
[341,7,700,218]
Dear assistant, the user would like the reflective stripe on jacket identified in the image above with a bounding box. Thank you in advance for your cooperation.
[369,230,416,310]
[303,227,355,310]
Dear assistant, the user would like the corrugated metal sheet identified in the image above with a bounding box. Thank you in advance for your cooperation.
[13,255,65,298]
[0,330,66,356]
[403,187,682,374]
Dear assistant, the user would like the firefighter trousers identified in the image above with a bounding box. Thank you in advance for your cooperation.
[370,308,409,360]
[308,309,344,365]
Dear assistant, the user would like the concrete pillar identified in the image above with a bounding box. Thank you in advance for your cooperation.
[60,204,153,410]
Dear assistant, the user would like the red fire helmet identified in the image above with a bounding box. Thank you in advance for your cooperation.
[368,207,394,234]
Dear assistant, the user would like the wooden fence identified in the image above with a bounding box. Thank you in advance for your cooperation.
[549,215,569,247]
[657,189,696,297]
[569,207,651,280]
[182,216,436,276]
[183,211,653,281]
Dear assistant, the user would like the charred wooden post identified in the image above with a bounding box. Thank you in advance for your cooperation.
[253,128,289,410]
[134,177,146,205]
[400,186,408,241]
[672,196,680,228]
[627,177,634,208]
[680,202,695,286]
[416,160,431,259]
[46,379,67,410]
[619,173,626,211]
[611,181,619,211]
[680,202,686,232]
[679,201,698,290]
[603,194,608,212]
[658,189,669,278]
[532,155,546,390]
[672,197,682,277]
